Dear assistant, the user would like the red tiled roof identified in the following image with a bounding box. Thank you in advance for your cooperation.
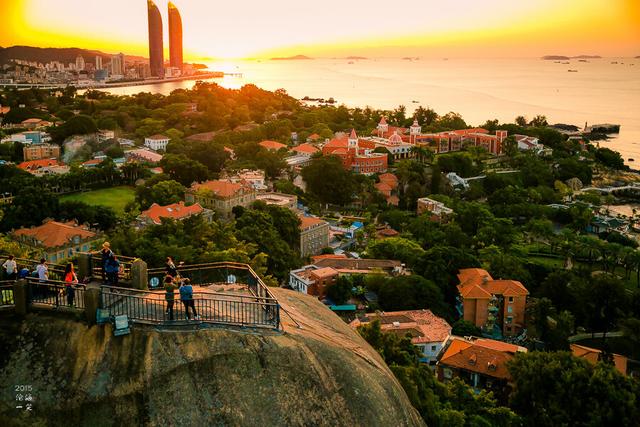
[350,129,358,139]
[299,215,328,230]
[378,173,398,184]
[439,337,525,380]
[311,267,339,279]
[18,159,60,170]
[126,149,163,163]
[22,118,44,124]
[146,134,169,140]
[351,309,451,344]
[140,202,204,225]
[82,158,103,166]
[377,228,399,237]
[570,344,627,375]
[13,220,97,248]
[311,254,347,263]
[308,133,321,140]
[457,268,529,299]
[323,137,348,150]
[259,140,287,151]
[375,182,393,193]
[191,180,252,198]
[291,143,319,155]
[452,128,489,136]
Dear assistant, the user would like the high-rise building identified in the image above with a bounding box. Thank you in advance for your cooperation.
[95,55,103,70]
[168,2,183,72]
[147,0,164,78]
[75,55,85,71]
[110,53,125,76]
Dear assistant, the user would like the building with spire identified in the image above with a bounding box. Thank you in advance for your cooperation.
[147,0,164,78]
[168,2,183,72]
[321,129,388,175]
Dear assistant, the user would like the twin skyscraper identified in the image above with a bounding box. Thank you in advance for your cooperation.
[147,1,182,78]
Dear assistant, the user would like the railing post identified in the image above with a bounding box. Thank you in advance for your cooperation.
[78,252,92,281]
[84,284,101,325]
[13,279,29,316]
[130,259,148,290]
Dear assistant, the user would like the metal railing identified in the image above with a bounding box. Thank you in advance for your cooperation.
[99,284,279,329]
[0,282,14,306]
[86,252,136,283]
[147,262,279,327]
[147,261,276,298]
[25,278,86,310]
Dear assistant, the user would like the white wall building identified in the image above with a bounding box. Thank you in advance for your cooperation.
[144,134,170,151]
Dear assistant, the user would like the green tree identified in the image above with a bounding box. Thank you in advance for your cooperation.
[159,154,209,186]
[508,351,639,427]
[301,155,355,206]
[367,237,425,267]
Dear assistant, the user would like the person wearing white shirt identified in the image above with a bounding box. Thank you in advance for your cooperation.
[36,259,48,282]
[2,255,17,280]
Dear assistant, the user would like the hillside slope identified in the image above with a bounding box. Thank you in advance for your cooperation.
[0,288,424,427]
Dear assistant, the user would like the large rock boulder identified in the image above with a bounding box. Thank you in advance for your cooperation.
[0,288,424,426]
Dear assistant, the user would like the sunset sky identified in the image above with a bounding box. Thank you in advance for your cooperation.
[0,0,638,60]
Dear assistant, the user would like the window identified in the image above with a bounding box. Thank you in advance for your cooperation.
[506,316,513,324]
[508,296,514,303]
[507,305,513,313]
[431,345,437,352]
[443,368,452,379]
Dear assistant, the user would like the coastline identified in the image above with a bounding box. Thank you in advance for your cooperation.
[0,71,227,90]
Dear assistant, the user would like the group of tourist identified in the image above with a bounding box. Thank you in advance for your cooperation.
[1,255,80,307]
[163,257,199,321]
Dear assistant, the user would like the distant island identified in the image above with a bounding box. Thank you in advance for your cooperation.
[345,56,368,60]
[542,55,602,60]
[270,55,312,61]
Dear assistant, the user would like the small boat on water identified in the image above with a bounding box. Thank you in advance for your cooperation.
[568,69,578,72]
[629,158,635,162]
[412,100,419,103]
[611,61,618,64]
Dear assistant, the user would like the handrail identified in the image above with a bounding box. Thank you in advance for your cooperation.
[99,284,278,302]
[25,277,87,288]
[100,289,278,307]
[147,261,277,299]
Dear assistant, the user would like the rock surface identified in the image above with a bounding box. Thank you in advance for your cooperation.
[0,288,424,426]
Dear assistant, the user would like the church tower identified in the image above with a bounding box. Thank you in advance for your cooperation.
[410,119,421,144]
[348,129,359,152]
[377,117,389,137]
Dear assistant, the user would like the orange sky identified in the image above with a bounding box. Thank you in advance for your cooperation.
[0,0,638,59]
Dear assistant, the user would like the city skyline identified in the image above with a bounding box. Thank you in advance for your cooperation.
[0,0,638,60]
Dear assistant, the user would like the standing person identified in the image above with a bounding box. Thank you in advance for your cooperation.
[36,259,48,282]
[105,256,120,286]
[100,242,114,283]
[179,278,199,320]
[164,275,177,321]
[64,263,78,307]
[2,255,18,281]
[166,256,178,278]
[35,258,48,302]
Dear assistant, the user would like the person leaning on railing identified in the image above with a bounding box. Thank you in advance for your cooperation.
[164,275,177,321]
[2,255,17,281]
[64,263,79,307]
[179,278,199,320]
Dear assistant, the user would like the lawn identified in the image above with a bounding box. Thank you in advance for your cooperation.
[60,186,135,214]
